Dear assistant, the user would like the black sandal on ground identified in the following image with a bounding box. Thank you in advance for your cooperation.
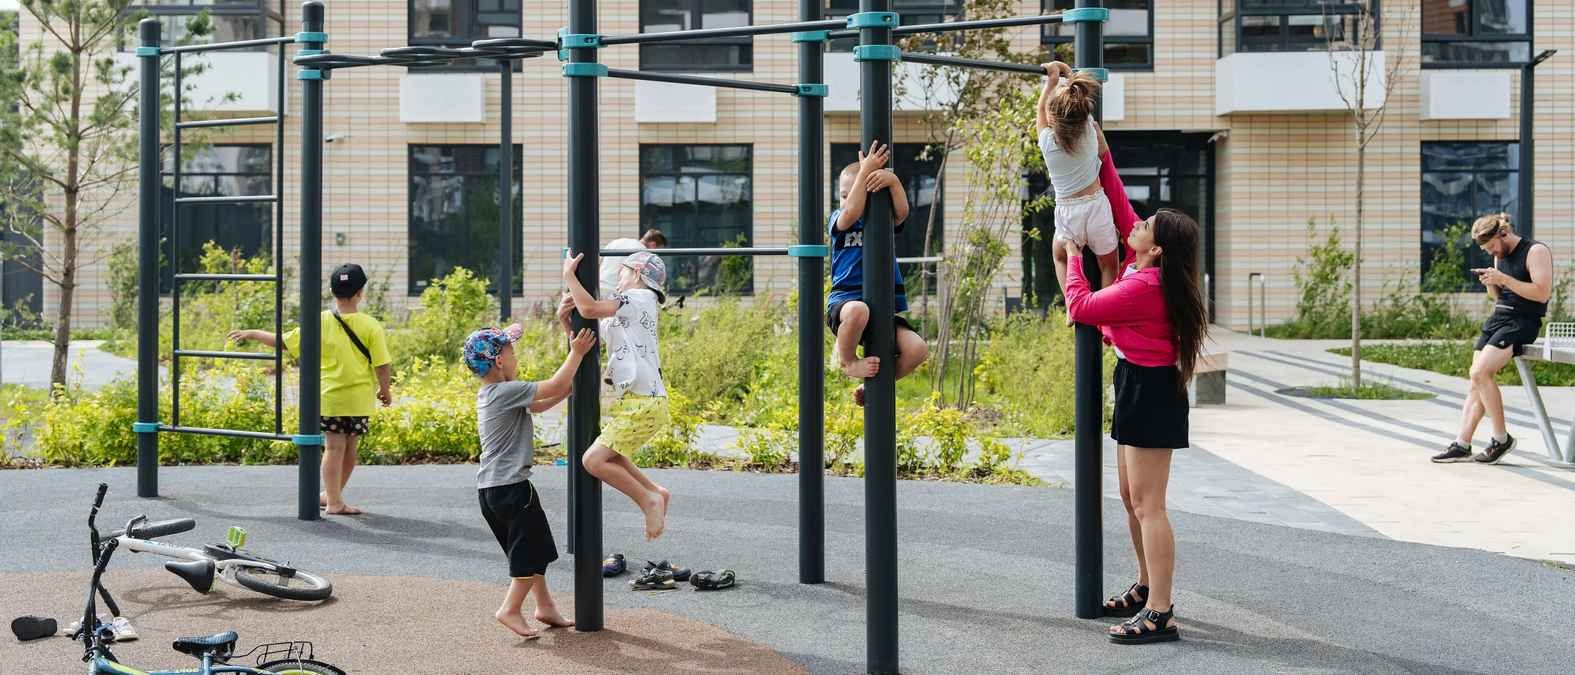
[1108,606,1179,645]
[1102,582,1148,618]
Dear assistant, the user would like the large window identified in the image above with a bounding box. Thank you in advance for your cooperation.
[1422,0,1531,66]
[408,145,524,296]
[639,145,753,295]
[827,1,961,52]
[639,1,752,72]
[159,145,273,293]
[1421,142,1518,290]
[121,1,279,52]
[1219,0,1374,55]
[408,0,522,70]
[1045,0,1153,70]
[829,143,943,285]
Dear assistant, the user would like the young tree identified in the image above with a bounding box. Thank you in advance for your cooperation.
[1325,1,1411,389]
[0,1,215,390]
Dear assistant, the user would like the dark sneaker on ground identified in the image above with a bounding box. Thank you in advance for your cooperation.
[642,559,691,582]
[630,568,676,591]
[1474,435,1516,464]
[1431,443,1473,463]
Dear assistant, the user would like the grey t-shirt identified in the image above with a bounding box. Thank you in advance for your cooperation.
[476,380,539,489]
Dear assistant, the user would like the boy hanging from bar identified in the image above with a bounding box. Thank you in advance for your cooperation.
[827,140,929,407]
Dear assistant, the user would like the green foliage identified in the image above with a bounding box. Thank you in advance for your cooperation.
[1267,220,1353,338]
[1288,381,1432,401]
[974,312,1113,437]
[392,267,496,364]
[1330,343,1575,387]
[106,240,141,331]
[659,298,780,409]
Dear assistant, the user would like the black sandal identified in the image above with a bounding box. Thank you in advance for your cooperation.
[1102,582,1148,618]
[1108,606,1179,645]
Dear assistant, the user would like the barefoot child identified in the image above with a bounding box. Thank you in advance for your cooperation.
[827,140,930,406]
[561,250,673,540]
[1037,61,1120,303]
[466,322,595,638]
[229,263,391,515]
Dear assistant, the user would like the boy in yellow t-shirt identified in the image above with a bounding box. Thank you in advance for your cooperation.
[229,263,392,515]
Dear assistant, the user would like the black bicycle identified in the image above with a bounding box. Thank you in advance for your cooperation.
[78,483,345,674]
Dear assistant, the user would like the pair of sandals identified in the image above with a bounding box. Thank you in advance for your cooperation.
[1103,582,1179,645]
[601,555,734,591]
[630,560,691,590]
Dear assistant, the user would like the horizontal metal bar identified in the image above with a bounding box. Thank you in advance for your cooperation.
[174,349,277,361]
[604,68,799,94]
[174,194,278,204]
[159,425,293,442]
[161,36,296,55]
[601,247,791,257]
[175,116,280,130]
[295,48,546,70]
[896,256,944,263]
[827,13,1066,40]
[472,37,562,52]
[600,19,846,46]
[901,52,1048,76]
[174,273,278,282]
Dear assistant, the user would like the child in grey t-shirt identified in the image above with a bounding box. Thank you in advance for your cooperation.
[464,322,594,639]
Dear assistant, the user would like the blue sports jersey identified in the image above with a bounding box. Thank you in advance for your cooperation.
[827,207,907,313]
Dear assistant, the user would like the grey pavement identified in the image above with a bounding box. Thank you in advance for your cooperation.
[4,465,1573,674]
[0,339,141,391]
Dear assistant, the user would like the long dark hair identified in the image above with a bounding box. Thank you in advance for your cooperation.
[1151,209,1209,398]
[1050,72,1100,152]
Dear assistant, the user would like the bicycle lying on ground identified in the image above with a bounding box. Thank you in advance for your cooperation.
[78,483,344,674]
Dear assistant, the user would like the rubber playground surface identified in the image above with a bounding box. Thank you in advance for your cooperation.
[4,464,1573,673]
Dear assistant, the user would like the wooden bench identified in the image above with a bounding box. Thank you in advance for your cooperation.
[1513,322,1575,467]
[1190,351,1229,406]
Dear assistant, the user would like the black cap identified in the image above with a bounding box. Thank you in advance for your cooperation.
[329,263,368,299]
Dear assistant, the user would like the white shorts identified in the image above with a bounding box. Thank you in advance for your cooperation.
[1053,192,1119,256]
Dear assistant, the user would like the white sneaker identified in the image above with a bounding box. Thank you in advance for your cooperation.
[60,615,137,641]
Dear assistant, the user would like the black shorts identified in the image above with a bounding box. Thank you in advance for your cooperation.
[1111,359,1189,450]
[320,416,369,437]
[479,480,559,578]
[1475,312,1542,356]
[826,300,916,353]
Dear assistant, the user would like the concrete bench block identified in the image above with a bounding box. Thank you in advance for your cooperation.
[1190,352,1228,406]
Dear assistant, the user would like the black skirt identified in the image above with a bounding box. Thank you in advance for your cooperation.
[1111,359,1189,450]
[479,480,559,578]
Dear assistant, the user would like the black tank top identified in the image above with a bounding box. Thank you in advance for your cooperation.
[1495,237,1547,317]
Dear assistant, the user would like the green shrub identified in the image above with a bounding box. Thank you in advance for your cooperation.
[1332,343,1575,387]
[391,267,496,364]
[974,312,1109,437]
[1266,220,1353,338]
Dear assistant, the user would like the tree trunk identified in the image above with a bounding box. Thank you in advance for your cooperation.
[51,230,76,391]
[53,41,86,392]
[1350,137,1365,390]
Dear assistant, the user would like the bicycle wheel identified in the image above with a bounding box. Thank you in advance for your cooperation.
[233,564,333,602]
[258,658,345,675]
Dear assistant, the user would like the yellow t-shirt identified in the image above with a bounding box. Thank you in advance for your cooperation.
[283,311,392,417]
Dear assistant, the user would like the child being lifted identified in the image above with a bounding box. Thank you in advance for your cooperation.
[1037,61,1119,311]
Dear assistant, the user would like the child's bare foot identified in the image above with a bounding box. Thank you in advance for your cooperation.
[533,608,574,629]
[854,385,866,407]
[494,610,540,639]
[656,486,671,514]
[841,356,879,379]
[324,503,363,516]
[640,492,667,540]
[319,491,327,507]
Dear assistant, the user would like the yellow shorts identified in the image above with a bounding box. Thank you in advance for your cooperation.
[593,395,671,455]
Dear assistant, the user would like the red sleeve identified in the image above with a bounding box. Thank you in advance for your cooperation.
[1099,150,1141,265]
[1066,260,1147,327]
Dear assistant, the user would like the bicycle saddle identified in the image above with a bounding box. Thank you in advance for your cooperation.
[109,517,196,539]
[172,630,237,658]
[166,558,216,593]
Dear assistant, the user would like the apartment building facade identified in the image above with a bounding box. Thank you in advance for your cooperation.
[9,0,1573,330]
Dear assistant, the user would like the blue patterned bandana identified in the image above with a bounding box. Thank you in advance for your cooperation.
[463,323,523,376]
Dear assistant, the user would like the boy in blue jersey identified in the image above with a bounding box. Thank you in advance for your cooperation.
[827,140,930,406]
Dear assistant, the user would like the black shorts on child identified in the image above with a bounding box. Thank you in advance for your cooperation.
[478,480,558,578]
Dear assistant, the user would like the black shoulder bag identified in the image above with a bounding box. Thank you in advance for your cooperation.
[330,308,373,366]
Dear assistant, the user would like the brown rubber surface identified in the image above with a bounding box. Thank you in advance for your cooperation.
[0,570,805,674]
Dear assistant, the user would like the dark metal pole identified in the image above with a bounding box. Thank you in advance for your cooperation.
[1519,62,1533,237]
[797,0,826,587]
[1072,0,1104,620]
[858,1,898,672]
[567,0,604,633]
[499,58,514,320]
[296,1,326,522]
[135,19,161,498]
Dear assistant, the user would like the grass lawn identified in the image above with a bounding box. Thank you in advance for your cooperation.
[1281,382,1433,401]
[1330,343,1575,387]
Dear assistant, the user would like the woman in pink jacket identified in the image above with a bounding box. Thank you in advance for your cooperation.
[1064,208,1209,645]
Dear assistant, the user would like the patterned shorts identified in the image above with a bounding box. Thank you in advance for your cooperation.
[321,416,370,437]
[593,395,671,455]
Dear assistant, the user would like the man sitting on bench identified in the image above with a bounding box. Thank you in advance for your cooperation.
[1433,213,1553,465]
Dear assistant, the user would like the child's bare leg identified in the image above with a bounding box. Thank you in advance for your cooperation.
[1097,249,1119,289]
[894,327,929,380]
[836,302,879,378]
[583,445,666,540]
[340,434,360,491]
[528,575,573,628]
[1053,240,1072,325]
[322,433,361,515]
[609,453,670,513]
[495,577,540,638]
